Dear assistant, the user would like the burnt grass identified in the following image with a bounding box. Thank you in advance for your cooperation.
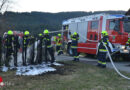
[1,61,130,90]
[41,61,76,75]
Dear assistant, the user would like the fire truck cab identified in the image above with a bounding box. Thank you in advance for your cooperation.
[62,13,130,56]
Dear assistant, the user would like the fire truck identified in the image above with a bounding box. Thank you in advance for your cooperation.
[62,13,130,57]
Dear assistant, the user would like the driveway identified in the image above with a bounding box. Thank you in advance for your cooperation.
[56,55,130,73]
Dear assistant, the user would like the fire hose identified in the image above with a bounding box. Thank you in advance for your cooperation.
[66,43,130,80]
[30,30,130,80]
[103,42,130,80]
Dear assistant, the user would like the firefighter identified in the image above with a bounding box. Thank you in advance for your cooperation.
[13,34,20,66]
[22,31,30,66]
[37,33,43,64]
[53,36,57,52]
[53,36,57,45]
[126,37,130,56]
[5,30,14,67]
[29,35,35,64]
[71,32,79,61]
[97,31,110,68]
[126,37,130,47]
[56,34,63,55]
[43,29,55,64]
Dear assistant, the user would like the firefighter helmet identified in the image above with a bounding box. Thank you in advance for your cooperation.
[58,34,61,37]
[74,32,77,35]
[101,31,108,36]
[8,30,13,35]
[128,37,130,41]
[44,29,49,34]
[39,33,42,36]
[24,31,30,35]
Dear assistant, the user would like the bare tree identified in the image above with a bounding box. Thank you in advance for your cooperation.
[0,0,13,35]
[0,0,13,13]
[125,8,130,15]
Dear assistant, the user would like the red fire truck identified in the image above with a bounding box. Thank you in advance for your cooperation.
[62,13,130,57]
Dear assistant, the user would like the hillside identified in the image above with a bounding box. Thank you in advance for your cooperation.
[0,10,126,35]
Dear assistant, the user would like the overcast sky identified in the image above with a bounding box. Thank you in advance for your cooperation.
[11,0,130,13]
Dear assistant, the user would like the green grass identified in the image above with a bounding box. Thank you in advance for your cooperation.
[0,61,130,90]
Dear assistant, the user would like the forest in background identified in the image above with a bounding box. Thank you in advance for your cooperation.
[0,10,126,35]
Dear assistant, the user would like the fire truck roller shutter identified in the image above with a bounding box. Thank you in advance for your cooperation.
[102,16,107,34]
[68,23,78,39]
[77,22,88,43]
[67,23,78,56]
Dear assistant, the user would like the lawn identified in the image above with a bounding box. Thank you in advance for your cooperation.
[0,61,130,90]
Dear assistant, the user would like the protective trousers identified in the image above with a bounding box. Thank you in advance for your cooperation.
[30,43,35,64]
[45,47,55,63]
[72,48,79,61]
[37,44,42,64]
[98,52,107,67]
[14,46,18,66]
[56,45,63,55]
[22,47,27,66]
[0,38,2,66]
[5,48,13,67]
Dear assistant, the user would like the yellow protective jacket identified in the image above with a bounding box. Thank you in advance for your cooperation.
[56,37,62,46]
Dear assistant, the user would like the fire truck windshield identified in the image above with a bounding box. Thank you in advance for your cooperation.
[123,21,130,33]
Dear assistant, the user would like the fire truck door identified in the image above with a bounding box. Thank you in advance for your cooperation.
[106,19,122,43]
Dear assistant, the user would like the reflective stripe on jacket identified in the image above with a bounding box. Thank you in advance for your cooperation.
[23,36,30,47]
[71,34,79,47]
[43,35,52,47]
[126,38,130,46]
[56,37,62,46]
[5,35,14,48]
[98,36,110,52]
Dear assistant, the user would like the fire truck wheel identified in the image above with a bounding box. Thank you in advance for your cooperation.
[121,54,130,61]
[68,48,73,56]
[67,44,73,56]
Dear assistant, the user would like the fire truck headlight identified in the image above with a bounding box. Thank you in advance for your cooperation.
[123,49,129,53]
[121,46,125,49]
[68,40,72,43]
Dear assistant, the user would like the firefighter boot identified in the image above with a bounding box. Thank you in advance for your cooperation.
[5,57,10,67]
[101,65,106,68]
[72,57,76,61]
[76,58,79,62]
[50,59,54,65]
[97,63,101,67]
[14,63,17,67]
[60,50,63,55]
[57,52,60,56]
[23,63,26,66]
